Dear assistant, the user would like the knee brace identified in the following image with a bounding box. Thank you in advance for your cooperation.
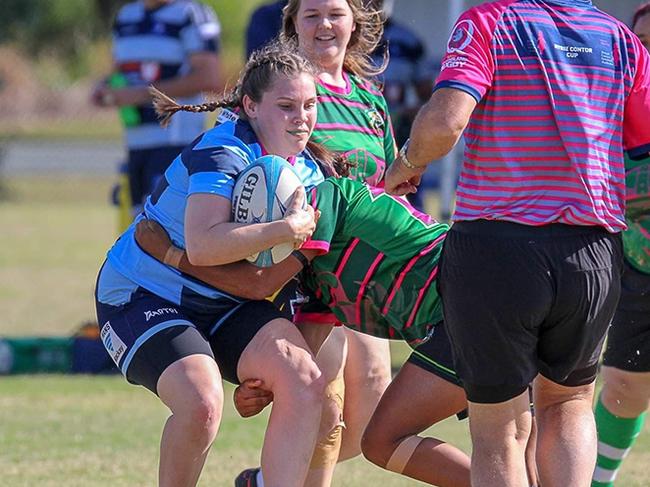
[385,435,424,474]
[310,376,345,469]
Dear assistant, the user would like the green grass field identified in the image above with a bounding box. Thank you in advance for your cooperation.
[1,174,649,486]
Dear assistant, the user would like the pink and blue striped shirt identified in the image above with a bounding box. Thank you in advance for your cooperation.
[436,0,650,232]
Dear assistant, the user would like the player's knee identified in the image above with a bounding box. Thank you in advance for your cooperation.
[181,388,223,440]
[360,423,392,467]
[276,344,326,406]
[364,432,423,473]
[602,375,650,414]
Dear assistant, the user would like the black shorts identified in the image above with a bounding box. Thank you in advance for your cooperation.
[128,145,184,208]
[439,220,623,404]
[408,321,462,388]
[96,287,284,393]
[95,289,214,395]
[408,322,468,420]
[210,300,286,384]
[603,259,650,372]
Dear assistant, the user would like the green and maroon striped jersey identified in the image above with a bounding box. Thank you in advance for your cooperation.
[313,73,397,186]
[302,178,448,345]
[624,154,650,274]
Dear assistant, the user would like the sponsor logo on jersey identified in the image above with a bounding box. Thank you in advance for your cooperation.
[100,321,127,366]
[217,108,240,125]
[553,42,593,59]
[366,109,384,131]
[447,19,476,54]
[441,55,469,70]
[144,308,179,322]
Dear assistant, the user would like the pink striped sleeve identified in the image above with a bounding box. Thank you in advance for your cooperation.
[624,30,650,158]
[435,2,510,100]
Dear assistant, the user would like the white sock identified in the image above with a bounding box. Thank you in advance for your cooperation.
[256,469,265,487]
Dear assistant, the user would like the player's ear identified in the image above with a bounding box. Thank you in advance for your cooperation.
[242,94,258,120]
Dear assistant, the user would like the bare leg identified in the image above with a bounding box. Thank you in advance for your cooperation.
[303,327,348,487]
[600,367,650,417]
[525,412,540,487]
[157,354,224,487]
[237,318,326,487]
[468,390,531,487]
[362,362,471,486]
[534,375,596,487]
[338,329,392,461]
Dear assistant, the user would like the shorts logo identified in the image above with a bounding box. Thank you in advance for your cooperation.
[100,321,127,366]
[447,19,476,54]
[144,308,179,321]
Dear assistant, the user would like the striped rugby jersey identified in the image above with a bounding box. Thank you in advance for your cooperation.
[435,0,650,232]
[312,73,397,186]
[623,153,650,273]
[302,178,449,344]
[96,120,325,313]
[112,0,221,150]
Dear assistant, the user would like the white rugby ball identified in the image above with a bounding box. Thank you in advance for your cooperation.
[231,155,306,267]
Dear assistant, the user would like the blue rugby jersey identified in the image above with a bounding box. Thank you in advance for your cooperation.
[112,0,221,149]
[97,119,326,312]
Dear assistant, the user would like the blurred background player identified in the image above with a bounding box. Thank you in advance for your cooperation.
[245,1,287,58]
[592,3,650,486]
[368,0,433,212]
[91,0,221,231]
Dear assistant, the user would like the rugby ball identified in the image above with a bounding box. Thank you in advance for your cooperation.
[232,155,306,267]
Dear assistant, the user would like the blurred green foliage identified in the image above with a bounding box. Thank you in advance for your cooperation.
[0,0,266,81]
[0,0,107,77]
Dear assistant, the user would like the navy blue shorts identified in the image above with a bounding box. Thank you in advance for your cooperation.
[128,145,184,209]
[95,288,284,394]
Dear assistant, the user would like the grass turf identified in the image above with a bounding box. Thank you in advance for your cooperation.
[1,174,649,485]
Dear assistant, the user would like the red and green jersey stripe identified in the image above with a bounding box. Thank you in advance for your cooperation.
[303,178,448,344]
[312,73,397,186]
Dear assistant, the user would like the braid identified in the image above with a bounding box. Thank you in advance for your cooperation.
[151,41,317,128]
[150,85,226,128]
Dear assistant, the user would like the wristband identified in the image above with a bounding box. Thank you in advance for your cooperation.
[163,246,184,269]
[399,139,419,169]
[291,250,310,269]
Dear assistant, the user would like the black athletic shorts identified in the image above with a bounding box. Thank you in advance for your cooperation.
[408,322,468,420]
[96,285,284,393]
[439,220,623,404]
[408,321,462,388]
[603,259,650,372]
[210,300,285,384]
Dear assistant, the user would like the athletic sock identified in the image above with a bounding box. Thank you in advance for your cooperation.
[592,394,646,487]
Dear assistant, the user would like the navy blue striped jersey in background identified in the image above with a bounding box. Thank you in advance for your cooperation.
[112,0,221,150]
